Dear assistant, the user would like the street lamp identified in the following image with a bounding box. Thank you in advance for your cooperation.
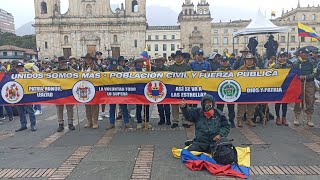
[34,47,40,61]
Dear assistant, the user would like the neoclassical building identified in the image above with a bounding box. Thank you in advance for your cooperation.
[34,0,320,60]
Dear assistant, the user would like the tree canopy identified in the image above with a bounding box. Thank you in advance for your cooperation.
[0,31,36,49]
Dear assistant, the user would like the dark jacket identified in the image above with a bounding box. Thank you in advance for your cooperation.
[292,57,316,82]
[208,60,220,71]
[217,65,232,71]
[151,65,168,72]
[273,62,291,69]
[168,62,191,72]
[181,95,230,144]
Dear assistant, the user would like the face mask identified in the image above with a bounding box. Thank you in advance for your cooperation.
[204,109,214,119]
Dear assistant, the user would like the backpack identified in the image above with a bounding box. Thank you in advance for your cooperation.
[210,138,238,165]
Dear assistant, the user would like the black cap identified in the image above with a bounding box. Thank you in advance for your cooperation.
[95,51,103,56]
[221,56,229,62]
[299,47,310,54]
[175,50,183,57]
[197,49,204,55]
[231,53,235,56]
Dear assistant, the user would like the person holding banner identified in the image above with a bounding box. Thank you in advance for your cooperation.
[130,58,152,129]
[292,48,317,127]
[106,58,131,130]
[236,53,257,128]
[151,55,171,126]
[82,53,100,129]
[10,61,37,132]
[50,56,77,132]
[217,56,236,128]
[272,52,291,126]
[168,50,192,129]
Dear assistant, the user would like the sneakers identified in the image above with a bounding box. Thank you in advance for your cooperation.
[0,116,5,120]
[137,123,142,129]
[15,127,27,132]
[98,113,103,121]
[124,123,132,129]
[146,122,152,129]
[34,110,42,116]
[106,124,115,130]
[68,124,75,130]
[31,126,37,131]
[9,117,14,121]
[158,121,165,125]
[171,123,179,129]
[307,122,315,127]
[166,121,171,125]
[57,124,64,132]
[293,121,300,126]
[103,112,110,118]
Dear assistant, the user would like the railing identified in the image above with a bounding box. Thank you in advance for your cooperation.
[0,55,25,59]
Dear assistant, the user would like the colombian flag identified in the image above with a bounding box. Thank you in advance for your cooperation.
[172,147,250,179]
[298,22,320,41]
[140,46,151,71]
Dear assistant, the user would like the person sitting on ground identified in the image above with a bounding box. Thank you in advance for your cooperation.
[180,94,230,153]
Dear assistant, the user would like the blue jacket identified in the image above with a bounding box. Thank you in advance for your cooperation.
[190,60,212,71]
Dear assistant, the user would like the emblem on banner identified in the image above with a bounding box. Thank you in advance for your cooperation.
[1,82,24,104]
[144,81,167,103]
[72,80,95,103]
[218,80,241,102]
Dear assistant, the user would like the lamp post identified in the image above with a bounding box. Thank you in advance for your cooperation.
[107,48,111,57]
[34,47,40,61]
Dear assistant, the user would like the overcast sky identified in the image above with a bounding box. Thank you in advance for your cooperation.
[0,0,317,28]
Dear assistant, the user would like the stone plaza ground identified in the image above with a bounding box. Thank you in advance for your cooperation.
[0,103,320,180]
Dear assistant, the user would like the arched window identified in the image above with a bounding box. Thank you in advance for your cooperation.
[312,14,316,20]
[293,16,296,21]
[41,1,47,14]
[189,9,192,15]
[184,9,188,15]
[64,35,69,44]
[86,4,92,15]
[302,14,306,20]
[113,35,118,43]
[132,0,138,12]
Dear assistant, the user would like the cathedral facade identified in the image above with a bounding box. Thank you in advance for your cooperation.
[34,0,320,60]
[34,0,147,59]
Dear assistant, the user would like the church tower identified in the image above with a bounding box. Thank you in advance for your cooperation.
[125,0,146,17]
[34,0,61,18]
[178,0,213,55]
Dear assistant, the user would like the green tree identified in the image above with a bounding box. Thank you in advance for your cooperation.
[0,31,36,49]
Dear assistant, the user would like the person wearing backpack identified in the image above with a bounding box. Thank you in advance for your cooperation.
[180,94,230,153]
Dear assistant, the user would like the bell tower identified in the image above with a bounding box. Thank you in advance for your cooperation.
[125,0,146,17]
[34,0,61,18]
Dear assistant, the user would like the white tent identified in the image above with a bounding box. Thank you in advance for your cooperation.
[233,10,290,37]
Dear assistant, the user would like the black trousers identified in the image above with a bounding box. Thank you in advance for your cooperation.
[187,142,211,154]
[217,104,235,122]
[157,104,171,123]
[275,103,288,117]
[136,105,150,123]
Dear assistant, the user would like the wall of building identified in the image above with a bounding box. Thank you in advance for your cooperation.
[0,8,15,34]
[146,28,181,58]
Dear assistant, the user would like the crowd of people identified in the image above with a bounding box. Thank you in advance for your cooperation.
[0,46,319,134]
